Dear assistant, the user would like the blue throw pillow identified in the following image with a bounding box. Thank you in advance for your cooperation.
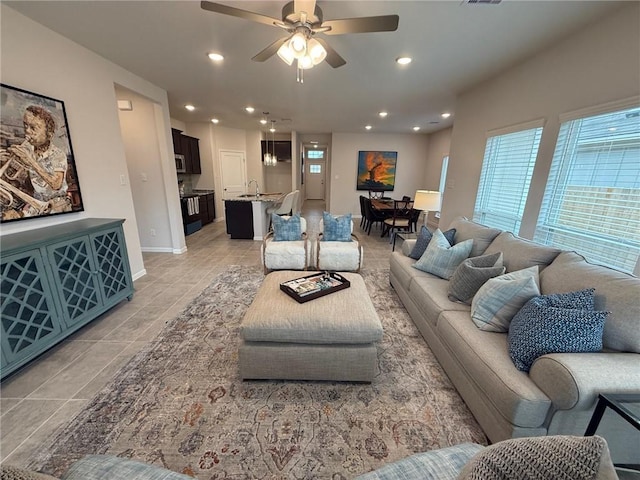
[272,213,302,241]
[508,289,608,372]
[413,229,473,279]
[409,227,456,260]
[322,212,352,242]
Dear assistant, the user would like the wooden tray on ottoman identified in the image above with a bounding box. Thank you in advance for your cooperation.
[280,271,350,303]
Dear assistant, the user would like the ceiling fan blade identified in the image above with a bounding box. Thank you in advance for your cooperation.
[294,0,317,18]
[201,1,282,28]
[252,37,289,62]
[314,37,346,68]
[322,15,399,35]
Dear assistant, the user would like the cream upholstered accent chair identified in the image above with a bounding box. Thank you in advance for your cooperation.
[261,214,309,274]
[316,213,363,272]
[266,190,298,217]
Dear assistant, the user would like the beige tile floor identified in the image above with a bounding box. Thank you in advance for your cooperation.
[0,200,397,466]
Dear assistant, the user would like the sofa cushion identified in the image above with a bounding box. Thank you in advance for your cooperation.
[448,217,502,257]
[322,212,353,241]
[448,252,505,304]
[354,443,485,480]
[484,232,561,273]
[414,229,473,279]
[508,290,608,372]
[410,274,471,328]
[272,213,302,241]
[471,266,540,332]
[437,310,552,428]
[540,251,640,353]
[458,435,618,480]
[409,226,456,260]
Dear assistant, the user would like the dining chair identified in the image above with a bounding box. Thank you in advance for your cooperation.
[368,189,384,199]
[363,197,387,235]
[381,200,414,238]
[359,195,367,229]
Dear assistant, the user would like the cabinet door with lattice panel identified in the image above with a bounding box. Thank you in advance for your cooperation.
[46,236,103,329]
[90,227,133,304]
[0,250,64,369]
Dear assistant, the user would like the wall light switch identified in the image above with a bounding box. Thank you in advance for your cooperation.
[141,173,148,182]
[120,174,126,185]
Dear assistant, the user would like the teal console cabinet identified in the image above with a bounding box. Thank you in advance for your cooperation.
[1,218,134,379]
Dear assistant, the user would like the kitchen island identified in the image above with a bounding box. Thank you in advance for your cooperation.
[223,193,283,240]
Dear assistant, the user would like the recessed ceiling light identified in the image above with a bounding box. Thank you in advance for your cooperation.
[185,104,195,111]
[396,57,412,65]
[441,112,451,118]
[207,52,224,61]
[245,106,255,113]
[211,118,219,124]
[365,125,372,130]
[413,126,420,131]
[379,111,388,118]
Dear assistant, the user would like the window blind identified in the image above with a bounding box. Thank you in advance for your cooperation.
[473,127,543,233]
[534,106,640,273]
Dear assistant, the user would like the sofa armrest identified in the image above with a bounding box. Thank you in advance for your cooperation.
[529,353,640,410]
[62,455,192,480]
[401,239,417,257]
[354,443,485,480]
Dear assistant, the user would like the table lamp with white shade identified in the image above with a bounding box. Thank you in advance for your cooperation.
[413,190,442,228]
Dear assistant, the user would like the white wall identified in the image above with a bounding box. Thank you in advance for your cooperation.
[442,3,640,235]
[116,86,173,252]
[329,133,430,216]
[0,5,184,278]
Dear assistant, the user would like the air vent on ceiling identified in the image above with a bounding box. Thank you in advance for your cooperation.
[463,0,502,4]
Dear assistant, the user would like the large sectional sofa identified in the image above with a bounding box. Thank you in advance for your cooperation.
[389,216,640,463]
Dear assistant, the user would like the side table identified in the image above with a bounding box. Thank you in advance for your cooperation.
[585,393,640,472]
[393,231,418,252]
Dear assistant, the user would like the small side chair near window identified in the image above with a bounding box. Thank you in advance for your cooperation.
[316,212,363,272]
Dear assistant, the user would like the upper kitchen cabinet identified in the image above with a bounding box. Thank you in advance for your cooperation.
[261,140,292,162]
[172,128,201,174]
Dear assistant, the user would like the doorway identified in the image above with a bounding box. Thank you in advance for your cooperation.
[305,147,326,200]
[220,150,247,198]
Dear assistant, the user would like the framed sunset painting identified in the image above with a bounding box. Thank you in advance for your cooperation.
[356,151,397,191]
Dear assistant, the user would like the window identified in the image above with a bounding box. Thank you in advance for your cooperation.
[307,149,324,159]
[534,104,640,273]
[439,155,449,194]
[309,164,322,174]
[473,122,543,232]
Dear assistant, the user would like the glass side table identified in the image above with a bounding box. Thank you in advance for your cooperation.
[392,231,418,252]
[585,393,640,472]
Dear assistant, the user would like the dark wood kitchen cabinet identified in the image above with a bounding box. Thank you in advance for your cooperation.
[224,201,253,239]
[172,129,201,174]
[261,140,292,162]
[198,193,216,225]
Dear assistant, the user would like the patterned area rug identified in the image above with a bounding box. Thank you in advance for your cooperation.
[29,266,487,479]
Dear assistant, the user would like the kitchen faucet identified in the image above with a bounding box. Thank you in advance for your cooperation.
[248,179,260,197]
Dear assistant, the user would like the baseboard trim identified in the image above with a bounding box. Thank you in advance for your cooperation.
[132,268,147,281]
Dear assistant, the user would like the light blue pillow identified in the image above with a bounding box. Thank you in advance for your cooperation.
[408,227,456,260]
[322,212,352,242]
[413,229,473,279]
[508,289,607,372]
[272,213,302,241]
[470,266,540,332]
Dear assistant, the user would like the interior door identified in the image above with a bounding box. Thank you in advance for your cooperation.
[306,158,325,200]
[220,150,247,198]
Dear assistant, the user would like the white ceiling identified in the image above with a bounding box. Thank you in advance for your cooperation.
[6,1,623,135]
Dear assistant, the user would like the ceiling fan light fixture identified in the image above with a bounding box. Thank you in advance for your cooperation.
[298,54,314,70]
[289,32,307,59]
[277,42,295,66]
[307,38,326,65]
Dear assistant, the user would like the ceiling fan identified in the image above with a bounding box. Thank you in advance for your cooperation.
[200,0,399,72]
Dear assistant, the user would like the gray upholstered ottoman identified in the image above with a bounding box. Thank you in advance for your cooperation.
[239,271,383,382]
